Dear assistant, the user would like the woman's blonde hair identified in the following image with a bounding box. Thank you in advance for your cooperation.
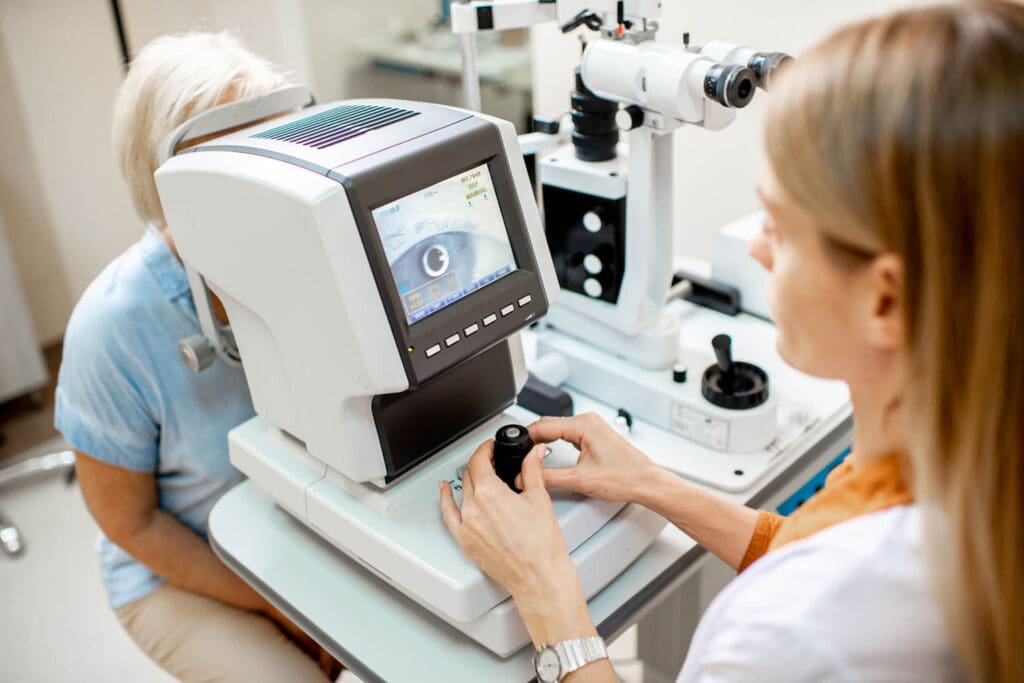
[112,31,289,227]
[764,2,1024,680]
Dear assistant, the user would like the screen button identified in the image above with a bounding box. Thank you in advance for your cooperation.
[445,334,460,347]
[483,313,498,326]
[517,295,532,307]
[500,304,515,317]
[426,344,442,358]
[464,323,480,336]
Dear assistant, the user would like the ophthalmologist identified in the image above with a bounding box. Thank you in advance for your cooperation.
[441,2,1024,681]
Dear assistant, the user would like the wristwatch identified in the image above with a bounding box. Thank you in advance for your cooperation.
[533,636,608,683]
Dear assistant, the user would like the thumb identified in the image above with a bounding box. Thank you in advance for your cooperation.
[520,444,548,491]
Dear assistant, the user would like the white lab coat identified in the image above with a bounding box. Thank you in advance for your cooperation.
[677,505,964,682]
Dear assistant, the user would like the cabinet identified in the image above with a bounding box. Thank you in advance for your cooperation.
[0,209,48,404]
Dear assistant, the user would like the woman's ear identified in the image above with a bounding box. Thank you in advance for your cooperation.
[865,253,905,350]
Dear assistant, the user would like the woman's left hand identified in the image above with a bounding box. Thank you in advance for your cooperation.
[440,440,598,647]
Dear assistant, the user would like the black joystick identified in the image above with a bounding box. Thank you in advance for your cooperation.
[701,334,770,410]
[493,424,533,492]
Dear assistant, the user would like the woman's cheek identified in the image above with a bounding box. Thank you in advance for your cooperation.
[765,258,800,368]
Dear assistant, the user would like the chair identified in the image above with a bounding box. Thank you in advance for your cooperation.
[0,448,76,556]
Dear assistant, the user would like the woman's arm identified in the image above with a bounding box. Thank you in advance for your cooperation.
[73,451,329,662]
[637,467,761,571]
[529,413,761,571]
[75,451,269,610]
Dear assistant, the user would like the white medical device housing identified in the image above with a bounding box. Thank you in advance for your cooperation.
[158,100,558,486]
[155,99,666,655]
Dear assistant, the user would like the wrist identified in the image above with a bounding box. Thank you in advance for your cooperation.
[513,565,597,648]
[632,462,676,511]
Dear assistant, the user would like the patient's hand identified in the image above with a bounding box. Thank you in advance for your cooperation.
[525,412,663,504]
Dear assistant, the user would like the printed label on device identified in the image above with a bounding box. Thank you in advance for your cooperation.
[672,404,730,451]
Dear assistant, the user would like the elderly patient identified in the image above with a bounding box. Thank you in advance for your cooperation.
[56,32,340,682]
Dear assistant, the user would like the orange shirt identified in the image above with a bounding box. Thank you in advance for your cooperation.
[738,453,914,573]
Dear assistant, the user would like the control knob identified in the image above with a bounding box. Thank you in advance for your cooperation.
[493,424,533,492]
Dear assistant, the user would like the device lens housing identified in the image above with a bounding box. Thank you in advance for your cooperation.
[703,64,757,108]
[747,52,794,90]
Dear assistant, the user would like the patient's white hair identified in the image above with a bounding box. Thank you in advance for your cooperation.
[112,31,289,227]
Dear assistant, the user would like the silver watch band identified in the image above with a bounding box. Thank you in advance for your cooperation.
[554,636,608,677]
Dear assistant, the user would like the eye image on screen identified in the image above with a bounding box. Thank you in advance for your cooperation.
[372,164,517,324]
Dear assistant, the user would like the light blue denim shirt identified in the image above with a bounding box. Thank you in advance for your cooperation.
[55,228,255,609]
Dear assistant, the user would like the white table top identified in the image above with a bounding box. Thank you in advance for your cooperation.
[210,305,853,681]
[210,413,852,681]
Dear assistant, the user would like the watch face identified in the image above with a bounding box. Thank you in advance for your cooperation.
[535,647,561,683]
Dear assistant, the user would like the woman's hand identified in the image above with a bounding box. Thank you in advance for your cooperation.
[440,440,575,597]
[440,441,598,648]
[525,412,664,505]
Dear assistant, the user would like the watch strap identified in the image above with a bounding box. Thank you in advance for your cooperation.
[553,636,608,678]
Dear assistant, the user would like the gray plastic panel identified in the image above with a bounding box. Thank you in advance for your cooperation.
[193,98,471,171]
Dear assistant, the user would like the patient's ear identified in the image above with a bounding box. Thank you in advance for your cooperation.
[864,253,905,350]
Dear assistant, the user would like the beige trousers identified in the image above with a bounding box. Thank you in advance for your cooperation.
[116,583,329,683]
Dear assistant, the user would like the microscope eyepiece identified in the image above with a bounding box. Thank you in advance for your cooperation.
[747,51,794,91]
[703,64,757,109]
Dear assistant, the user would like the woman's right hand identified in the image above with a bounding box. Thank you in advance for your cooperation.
[523,412,665,504]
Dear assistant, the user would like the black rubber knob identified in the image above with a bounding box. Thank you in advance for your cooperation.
[712,334,734,375]
[672,362,688,383]
[494,424,533,492]
[701,334,770,410]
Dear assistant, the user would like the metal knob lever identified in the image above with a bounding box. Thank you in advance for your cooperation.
[179,335,216,374]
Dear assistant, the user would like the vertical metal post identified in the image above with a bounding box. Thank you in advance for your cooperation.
[460,33,482,111]
[109,0,132,72]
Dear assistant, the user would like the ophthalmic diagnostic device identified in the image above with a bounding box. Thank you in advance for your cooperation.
[452,1,808,472]
[155,91,666,655]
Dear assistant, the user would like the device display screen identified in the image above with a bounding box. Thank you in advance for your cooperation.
[372,163,517,324]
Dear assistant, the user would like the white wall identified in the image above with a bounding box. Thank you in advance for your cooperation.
[531,0,931,261]
[0,0,138,344]
[1,0,938,346]
[119,0,313,86]
[0,0,434,344]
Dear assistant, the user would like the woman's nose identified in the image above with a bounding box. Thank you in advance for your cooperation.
[749,229,773,271]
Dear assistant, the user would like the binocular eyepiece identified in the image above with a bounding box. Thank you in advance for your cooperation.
[703,64,757,109]
[747,51,794,91]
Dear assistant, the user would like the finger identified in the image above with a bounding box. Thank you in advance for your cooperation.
[467,439,498,485]
[439,481,463,540]
[461,466,475,504]
[527,415,590,449]
[520,444,548,491]
[543,465,579,492]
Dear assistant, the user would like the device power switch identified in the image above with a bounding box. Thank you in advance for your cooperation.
[500,304,515,317]
[425,344,442,358]
[483,313,498,326]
